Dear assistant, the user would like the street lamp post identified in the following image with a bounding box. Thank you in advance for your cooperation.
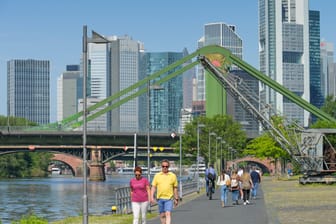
[179,134,182,199]
[197,123,205,193]
[208,132,216,167]
[82,25,109,224]
[216,136,222,172]
[221,140,226,171]
[82,26,89,224]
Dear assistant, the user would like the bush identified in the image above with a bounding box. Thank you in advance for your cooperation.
[12,214,48,224]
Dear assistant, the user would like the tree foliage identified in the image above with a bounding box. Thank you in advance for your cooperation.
[243,133,289,159]
[173,115,247,165]
[0,116,51,178]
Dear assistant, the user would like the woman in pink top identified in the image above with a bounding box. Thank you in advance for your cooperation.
[130,166,150,224]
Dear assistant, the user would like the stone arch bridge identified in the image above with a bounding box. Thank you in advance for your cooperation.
[226,156,275,174]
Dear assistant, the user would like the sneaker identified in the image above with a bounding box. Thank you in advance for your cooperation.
[246,200,250,204]
[243,202,247,205]
[252,197,256,200]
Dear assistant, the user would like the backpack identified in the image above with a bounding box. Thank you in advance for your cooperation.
[231,179,238,188]
[207,172,215,180]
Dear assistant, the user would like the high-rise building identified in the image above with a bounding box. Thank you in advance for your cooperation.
[7,59,50,124]
[309,11,323,107]
[320,41,335,98]
[86,35,144,132]
[259,0,310,126]
[143,52,183,133]
[309,10,323,123]
[109,36,144,132]
[57,65,82,121]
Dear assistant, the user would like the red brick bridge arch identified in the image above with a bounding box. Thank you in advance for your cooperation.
[227,156,274,174]
[51,153,83,176]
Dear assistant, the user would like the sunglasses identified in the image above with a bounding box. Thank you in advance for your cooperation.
[135,174,141,177]
[161,166,169,168]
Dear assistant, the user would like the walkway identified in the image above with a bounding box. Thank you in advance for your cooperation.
[148,187,269,224]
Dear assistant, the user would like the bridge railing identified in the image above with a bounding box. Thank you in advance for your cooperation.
[114,179,200,214]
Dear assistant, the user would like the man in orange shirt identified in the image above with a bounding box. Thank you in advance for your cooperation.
[150,159,178,224]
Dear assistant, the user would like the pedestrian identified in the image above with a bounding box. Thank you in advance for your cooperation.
[130,166,150,224]
[150,159,178,224]
[216,169,230,207]
[240,168,253,205]
[250,166,261,199]
[237,167,244,200]
[230,170,240,205]
[205,164,217,196]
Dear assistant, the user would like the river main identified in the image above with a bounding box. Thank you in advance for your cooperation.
[0,175,130,224]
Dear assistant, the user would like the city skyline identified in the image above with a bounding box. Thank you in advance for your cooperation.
[0,0,335,122]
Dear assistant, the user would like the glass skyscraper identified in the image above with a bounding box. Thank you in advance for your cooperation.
[259,0,310,126]
[309,10,323,122]
[144,52,183,133]
[7,59,50,124]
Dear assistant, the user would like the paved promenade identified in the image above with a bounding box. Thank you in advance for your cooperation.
[148,187,269,224]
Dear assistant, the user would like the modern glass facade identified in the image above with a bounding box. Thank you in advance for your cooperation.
[144,52,183,133]
[309,10,323,123]
[259,0,310,126]
[7,59,50,124]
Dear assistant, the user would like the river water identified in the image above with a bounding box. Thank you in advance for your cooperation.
[0,175,131,224]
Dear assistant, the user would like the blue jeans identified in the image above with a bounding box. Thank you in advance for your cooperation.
[220,185,228,204]
[206,180,215,194]
[252,182,259,198]
[232,189,239,202]
[157,199,173,213]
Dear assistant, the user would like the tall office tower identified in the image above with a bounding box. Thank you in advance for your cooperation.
[320,41,335,98]
[259,0,310,127]
[87,34,144,132]
[86,39,109,131]
[144,52,183,133]
[110,36,144,132]
[7,59,50,124]
[57,65,82,122]
[309,10,323,123]
[193,37,206,116]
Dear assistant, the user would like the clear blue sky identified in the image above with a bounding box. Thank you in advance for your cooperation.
[0,0,334,122]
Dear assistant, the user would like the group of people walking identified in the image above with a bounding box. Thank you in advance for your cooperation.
[206,165,262,207]
[129,159,178,224]
[128,160,262,224]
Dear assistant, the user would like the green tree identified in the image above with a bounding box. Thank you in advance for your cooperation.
[243,133,288,159]
[173,115,246,169]
[0,116,51,178]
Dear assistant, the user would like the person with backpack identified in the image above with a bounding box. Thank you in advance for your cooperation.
[205,164,216,196]
[240,167,254,205]
[230,170,240,205]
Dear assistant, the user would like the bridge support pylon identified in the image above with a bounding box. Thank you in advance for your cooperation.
[89,147,106,181]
